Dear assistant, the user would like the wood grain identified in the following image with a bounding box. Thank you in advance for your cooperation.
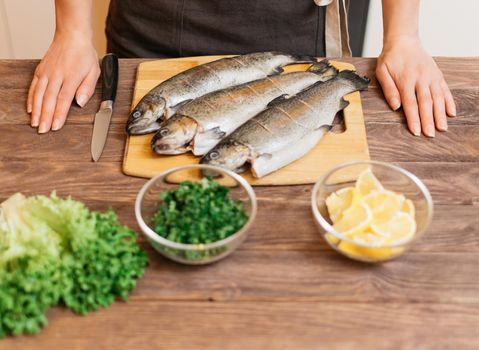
[2,161,476,205]
[1,302,479,350]
[1,57,479,349]
[126,250,479,303]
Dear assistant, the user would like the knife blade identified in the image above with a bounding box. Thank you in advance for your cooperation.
[91,53,119,162]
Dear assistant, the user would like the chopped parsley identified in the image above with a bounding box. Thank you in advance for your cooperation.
[153,178,248,245]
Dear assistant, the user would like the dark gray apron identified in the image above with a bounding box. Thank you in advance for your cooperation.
[106,0,326,58]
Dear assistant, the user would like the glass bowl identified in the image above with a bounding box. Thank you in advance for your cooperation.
[311,161,433,263]
[135,164,257,265]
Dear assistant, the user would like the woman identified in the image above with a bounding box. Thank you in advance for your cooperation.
[27,0,456,137]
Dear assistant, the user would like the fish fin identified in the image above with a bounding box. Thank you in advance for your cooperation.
[290,54,318,64]
[272,66,284,75]
[267,94,292,107]
[340,98,350,110]
[170,99,193,112]
[201,127,227,140]
[338,70,370,91]
[308,60,339,81]
[234,163,251,174]
[258,153,273,161]
[315,124,333,132]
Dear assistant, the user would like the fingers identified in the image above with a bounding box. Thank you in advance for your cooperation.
[416,83,435,137]
[31,76,49,128]
[376,64,401,111]
[51,79,79,131]
[27,75,38,115]
[75,66,100,108]
[398,81,421,136]
[430,83,447,132]
[441,80,457,117]
[38,78,63,133]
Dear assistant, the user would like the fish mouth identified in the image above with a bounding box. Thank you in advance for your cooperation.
[127,120,163,135]
[200,162,250,177]
[200,141,251,175]
[151,136,192,155]
[150,116,197,154]
[127,98,166,135]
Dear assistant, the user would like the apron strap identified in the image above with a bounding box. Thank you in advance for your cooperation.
[314,0,352,57]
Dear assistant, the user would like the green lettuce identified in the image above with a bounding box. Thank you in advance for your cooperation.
[0,193,148,337]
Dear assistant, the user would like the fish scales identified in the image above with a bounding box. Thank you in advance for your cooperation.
[127,52,316,135]
[151,60,339,156]
[201,70,370,177]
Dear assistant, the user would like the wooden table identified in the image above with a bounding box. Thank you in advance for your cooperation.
[0,58,478,350]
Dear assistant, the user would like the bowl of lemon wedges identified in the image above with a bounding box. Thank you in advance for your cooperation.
[312,161,433,263]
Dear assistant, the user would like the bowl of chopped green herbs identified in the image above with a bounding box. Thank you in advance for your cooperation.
[135,164,257,264]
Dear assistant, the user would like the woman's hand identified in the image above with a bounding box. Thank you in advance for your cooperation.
[376,35,456,137]
[27,31,100,133]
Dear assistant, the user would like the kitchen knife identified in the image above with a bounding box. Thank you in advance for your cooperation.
[91,53,119,162]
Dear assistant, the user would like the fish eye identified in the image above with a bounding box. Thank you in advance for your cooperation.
[132,110,141,118]
[209,151,219,160]
[159,128,169,137]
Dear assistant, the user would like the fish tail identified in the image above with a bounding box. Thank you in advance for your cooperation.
[289,54,318,64]
[308,60,339,80]
[338,70,370,91]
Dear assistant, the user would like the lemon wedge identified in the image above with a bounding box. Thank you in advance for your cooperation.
[362,190,404,223]
[401,199,415,218]
[371,212,416,244]
[333,202,372,236]
[325,186,362,223]
[355,168,384,196]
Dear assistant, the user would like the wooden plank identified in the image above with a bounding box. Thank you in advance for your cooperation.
[123,57,370,184]
[1,57,477,90]
[2,301,479,350]
[0,124,125,162]
[366,124,479,162]
[362,87,479,125]
[1,161,476,205]
[341,56,479,90]
[123,250,479,303]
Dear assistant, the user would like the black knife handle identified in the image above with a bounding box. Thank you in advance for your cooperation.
[101,53,118,102]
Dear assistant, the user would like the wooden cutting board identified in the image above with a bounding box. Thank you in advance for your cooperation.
[122,56,370,185]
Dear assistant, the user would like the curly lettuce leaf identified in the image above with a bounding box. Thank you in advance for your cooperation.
[0,193,148,338]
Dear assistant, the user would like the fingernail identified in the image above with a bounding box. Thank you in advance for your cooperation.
[31,116,39,127]
[449,105,457,117]
[77,94,88,108]
[52,119,62,131]
[438,121,448,131]
[412,123,421,136]
[27,104,32,114]
[425,125,435,138]
[38,122,49,134]
[391,98,401,111]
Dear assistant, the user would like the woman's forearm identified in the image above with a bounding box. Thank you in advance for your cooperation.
[54,0,93,38]
[381,0,420,44]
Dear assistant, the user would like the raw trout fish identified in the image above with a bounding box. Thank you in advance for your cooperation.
[126,52,316,135]
[201,70,370,178]
[151,60,338,156]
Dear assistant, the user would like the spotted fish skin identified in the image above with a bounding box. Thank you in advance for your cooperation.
[127,52,316,135]
[151,60,339,156]
[201,70,370,177]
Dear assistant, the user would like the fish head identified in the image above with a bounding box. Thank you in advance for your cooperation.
[127,94,166,135]
[200,140,251,175]
[151,115,198,155]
